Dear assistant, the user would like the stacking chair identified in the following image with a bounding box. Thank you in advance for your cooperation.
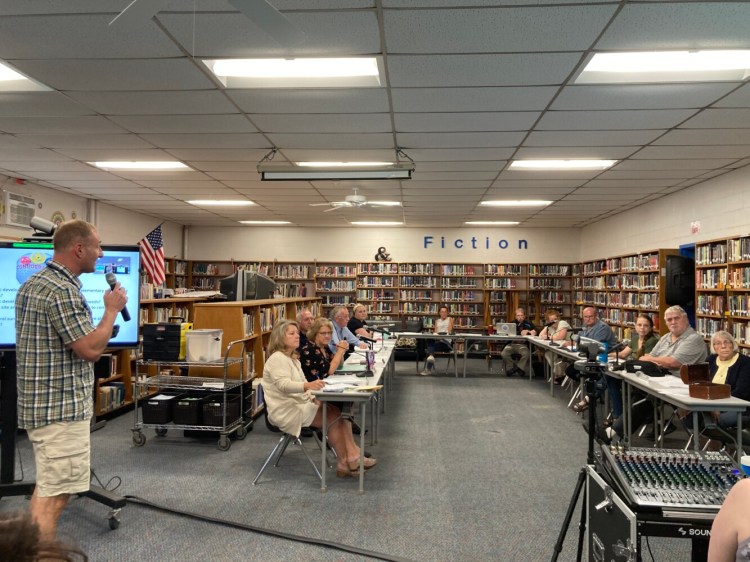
[683,417,749,456]
[253,400,328,485]
[421,336,456,375]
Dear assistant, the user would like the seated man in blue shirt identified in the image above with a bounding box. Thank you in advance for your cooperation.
[329,305,368,355]
[567,307,621,415]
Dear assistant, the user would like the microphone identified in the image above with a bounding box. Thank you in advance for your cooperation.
[370,326,391,336]
[105,272,131,322]
[359,335,377,344]
[544,321,556,328]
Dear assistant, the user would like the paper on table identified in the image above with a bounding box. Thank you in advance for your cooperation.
[322,382,360,392]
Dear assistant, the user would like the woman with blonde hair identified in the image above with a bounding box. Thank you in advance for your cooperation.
[262,319,376,477]
[347,304,374,339]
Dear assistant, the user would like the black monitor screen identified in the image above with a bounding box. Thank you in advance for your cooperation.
[0,241,142,349]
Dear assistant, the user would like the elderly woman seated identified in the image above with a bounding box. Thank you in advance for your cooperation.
[680,330,750,432]
[262,319,376,478]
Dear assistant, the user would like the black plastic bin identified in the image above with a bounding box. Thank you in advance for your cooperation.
[201,394,241,428]
[141,393,183,424]
[172,394,210,425]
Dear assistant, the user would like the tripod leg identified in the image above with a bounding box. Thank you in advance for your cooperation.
[551,467,587,562]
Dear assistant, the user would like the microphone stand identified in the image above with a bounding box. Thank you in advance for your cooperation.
[546,323,560,347]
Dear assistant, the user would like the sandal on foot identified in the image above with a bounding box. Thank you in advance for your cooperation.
[572,399,589,413]
[336,467,357,478]
[348,457,377,471]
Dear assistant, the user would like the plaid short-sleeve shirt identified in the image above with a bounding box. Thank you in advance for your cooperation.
[15,261,96,429]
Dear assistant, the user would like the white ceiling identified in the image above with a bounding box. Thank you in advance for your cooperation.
[0,0,749,228]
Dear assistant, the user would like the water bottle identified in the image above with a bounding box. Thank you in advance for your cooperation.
[597,341,609,365]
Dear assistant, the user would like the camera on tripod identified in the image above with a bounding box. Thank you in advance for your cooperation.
[573,342,607,378]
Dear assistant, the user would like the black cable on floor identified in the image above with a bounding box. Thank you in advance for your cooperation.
[124,494,413,562]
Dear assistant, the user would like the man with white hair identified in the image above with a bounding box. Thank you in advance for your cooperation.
[608,305,707,442]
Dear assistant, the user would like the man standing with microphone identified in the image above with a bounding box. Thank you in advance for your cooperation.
[15,220,128,542]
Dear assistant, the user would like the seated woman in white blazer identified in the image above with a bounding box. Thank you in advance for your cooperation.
[262,319,376,478]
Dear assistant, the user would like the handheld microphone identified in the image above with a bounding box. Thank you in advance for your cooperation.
[104,272,131,322]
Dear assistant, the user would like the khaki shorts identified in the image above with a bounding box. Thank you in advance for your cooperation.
[27,420,91,497]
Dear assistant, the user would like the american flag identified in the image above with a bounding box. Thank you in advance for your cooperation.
[139,225,165,286]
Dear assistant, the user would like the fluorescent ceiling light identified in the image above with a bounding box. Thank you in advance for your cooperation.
[576,50,750,84]
[296,162,393,168]
[258,162,414,181]
[188,200,255,206]
[465,221,520,226]
[91,161,189,171]
[203,57,382,88]
[509,160,616,170]
[480,200,552,207]
[368,201,401,207]
[239,220,290,225]
[350,221,403,226]
[0,61,52,92]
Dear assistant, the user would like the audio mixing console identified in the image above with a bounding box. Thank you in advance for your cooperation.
[597,445,742,512]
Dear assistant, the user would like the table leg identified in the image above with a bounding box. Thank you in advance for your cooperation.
[320,402,328,493]
[359,402,366,495]
[737,413,743,462]
[692,411,700,452]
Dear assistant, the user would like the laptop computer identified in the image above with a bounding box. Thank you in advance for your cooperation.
[495,323,517,336]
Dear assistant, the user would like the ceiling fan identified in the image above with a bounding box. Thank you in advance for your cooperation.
[310,188,397,213]
[110,0,305,47]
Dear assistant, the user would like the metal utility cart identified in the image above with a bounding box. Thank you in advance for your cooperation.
[132,340,252,451]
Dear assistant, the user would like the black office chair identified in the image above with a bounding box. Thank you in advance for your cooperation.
[394,318,424,373]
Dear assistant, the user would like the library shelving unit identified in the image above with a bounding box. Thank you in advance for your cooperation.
[399,262,440,329]
[695,237,728,341]
[440,263,484,330]
[356,262,400,322]
[484,263,526,326]
[576,250,677,338]
[165,257,189,290]
[138,296,211,326]
[314,262,357,316]
[694,234,750,353]
[190,260,233,290]
[191,296,321,381]
[273,262,314,299]
[94,348,139,419]
[727,234,750,352]
[527,263,572,326]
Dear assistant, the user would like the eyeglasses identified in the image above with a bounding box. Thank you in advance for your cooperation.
[319,331,332,335]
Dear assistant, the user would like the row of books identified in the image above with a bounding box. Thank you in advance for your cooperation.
[357,263,398,274]
[696,243,727,266]
[696,268,727,289]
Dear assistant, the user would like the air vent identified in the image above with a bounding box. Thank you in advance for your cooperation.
[2,191,36,228]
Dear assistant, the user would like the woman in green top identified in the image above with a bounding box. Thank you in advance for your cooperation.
[613,313,659,360]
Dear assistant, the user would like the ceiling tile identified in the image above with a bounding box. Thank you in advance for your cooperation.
[383,5,616,53]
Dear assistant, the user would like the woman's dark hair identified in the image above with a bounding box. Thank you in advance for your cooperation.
[634,313,655,357]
